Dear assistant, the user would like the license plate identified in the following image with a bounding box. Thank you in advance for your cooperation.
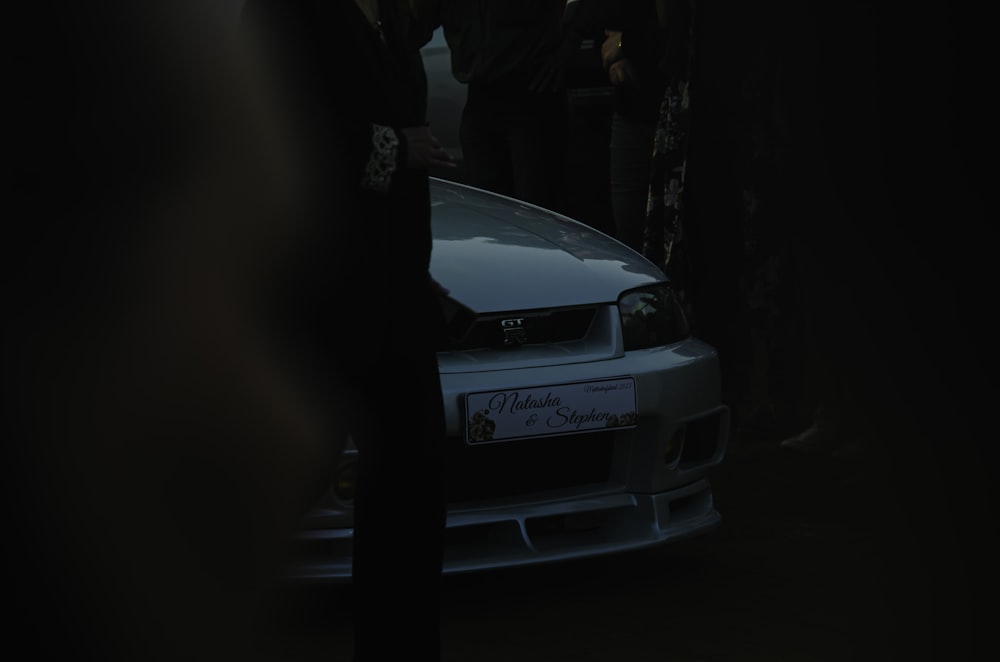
[465,377,637,444]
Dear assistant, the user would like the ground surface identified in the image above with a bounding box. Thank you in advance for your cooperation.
[258,420,990,661]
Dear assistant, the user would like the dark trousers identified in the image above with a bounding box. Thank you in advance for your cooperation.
[609,112,657,253]
[341,281,448,660]
[459,83,569,214]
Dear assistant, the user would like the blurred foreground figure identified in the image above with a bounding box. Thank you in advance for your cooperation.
[6,3,344,659]
[240,1,454,658]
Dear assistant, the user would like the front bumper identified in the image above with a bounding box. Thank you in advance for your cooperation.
[287,337,729,583]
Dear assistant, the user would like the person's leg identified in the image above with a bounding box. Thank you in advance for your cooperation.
[459,91,515,198]
[682,95,751,408]
[778,237,858,455]
[349,282,447,660]
[506,92,570,214]
[609,112,657,253]
[350,373,445,658]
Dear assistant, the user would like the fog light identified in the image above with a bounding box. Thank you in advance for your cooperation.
[333,460,358,503]
[664,426,685,463]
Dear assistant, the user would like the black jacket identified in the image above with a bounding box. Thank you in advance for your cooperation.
[240,0,438,358]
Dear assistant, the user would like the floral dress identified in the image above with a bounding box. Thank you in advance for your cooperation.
[642,0,695,307]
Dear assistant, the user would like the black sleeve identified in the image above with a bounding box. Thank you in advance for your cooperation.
[241,0,410,194]
[561,0,622,37]
[405,0,443,46]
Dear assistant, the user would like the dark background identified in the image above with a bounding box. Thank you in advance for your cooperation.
[7,1,995,659]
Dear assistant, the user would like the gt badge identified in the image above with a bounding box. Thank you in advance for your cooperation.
[501,318,527,346]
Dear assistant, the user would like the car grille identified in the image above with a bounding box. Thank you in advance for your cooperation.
[441,306,598,351]
[442,430,615,503]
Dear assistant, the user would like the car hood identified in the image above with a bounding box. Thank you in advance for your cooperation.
[429,180,665,313]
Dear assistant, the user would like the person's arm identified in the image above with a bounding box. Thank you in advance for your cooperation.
[407,0,442,33]
[400,0,439,49]
[600,2,678,89]
[357,123,454,194]
[528,0,598,93]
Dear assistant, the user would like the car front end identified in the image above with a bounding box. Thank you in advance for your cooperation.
[288,179,729,582]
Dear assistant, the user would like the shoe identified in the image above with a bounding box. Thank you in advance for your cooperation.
[779,423,840,455]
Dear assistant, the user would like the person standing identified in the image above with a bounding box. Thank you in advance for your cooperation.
[411,0,580,214]
[572,0,751,408]
[240,1,456,659]
[8,2,360,660]
[589,1,673,254]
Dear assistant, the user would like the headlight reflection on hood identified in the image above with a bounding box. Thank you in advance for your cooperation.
[618,283,691,350]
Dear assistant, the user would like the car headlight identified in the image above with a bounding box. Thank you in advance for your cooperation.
[618,283,690,350]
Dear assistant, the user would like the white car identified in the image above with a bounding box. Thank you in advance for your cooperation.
[288,178,730,581]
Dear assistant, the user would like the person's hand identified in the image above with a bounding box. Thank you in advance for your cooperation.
[601,30,624,70]
[608,58,637,88]
[400,125,456,169]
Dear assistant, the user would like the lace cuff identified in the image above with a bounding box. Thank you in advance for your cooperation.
[361,123,400,193]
